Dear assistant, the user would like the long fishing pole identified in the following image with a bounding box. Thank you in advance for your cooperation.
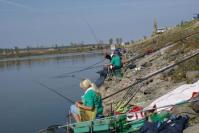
[103,51,199,101]
[53,15,108,79]
[63,65,104,80]
[54,59,105,78]
[123,51,199,107]
[37,97,199,133]
[126,30,199,64]
[142,97,199,113]
[38,29,199,133]
[114,51,199,111]
[38,15,104,133]
[83,19,99,44]
[34,81,75,104]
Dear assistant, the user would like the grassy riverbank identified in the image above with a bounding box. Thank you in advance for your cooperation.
[100,19,199,131]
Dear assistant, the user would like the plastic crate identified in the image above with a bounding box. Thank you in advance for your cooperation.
[124,119,145,132]
[72,121,92,133]
[93,118,113,132]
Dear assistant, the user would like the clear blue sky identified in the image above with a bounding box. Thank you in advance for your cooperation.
[0,0,198,48]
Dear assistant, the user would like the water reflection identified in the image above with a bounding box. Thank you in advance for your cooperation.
[0,52,104,133]
[0,52,103,71]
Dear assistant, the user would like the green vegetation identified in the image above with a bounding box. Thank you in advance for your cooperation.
[0,44,109,59]
[127,19,199,54]
[127,19,199,83]
[152,17,158,36]
[170,56,199,83]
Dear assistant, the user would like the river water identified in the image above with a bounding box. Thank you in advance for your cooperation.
[0,53,104,133]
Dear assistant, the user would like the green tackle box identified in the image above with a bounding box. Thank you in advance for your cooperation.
[93,118,113,132]
[125,119,145,132]
[150,111,171,123]
[72,121,92,133]
[115,114,127,131]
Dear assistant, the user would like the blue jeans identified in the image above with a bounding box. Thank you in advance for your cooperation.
[70,104,78,115]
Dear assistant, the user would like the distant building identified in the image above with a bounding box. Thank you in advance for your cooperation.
[121,42,130,46]
[110,44,116,51]
[193,14,199,19]
[156,28,166,34]
[47,48,56,51]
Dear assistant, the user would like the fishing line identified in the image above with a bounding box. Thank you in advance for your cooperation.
[103,51,199,101]
[62,65,103,80]
[104,51,199,112]
[37,98,199,133]
[34,80,75,104]
[78,16,100,44]
[51,15,105,79]
[53,59,105,78]
[123,52,199,107]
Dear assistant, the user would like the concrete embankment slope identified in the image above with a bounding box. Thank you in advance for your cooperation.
[100,19,199,131]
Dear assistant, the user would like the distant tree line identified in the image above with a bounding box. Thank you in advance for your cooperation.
[109,37,123,45]
[0,41,110,58]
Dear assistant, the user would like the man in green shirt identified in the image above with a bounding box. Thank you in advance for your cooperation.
[110,50,122,70]
[70,79,103,122]
[82,87,103,115]
[111,54,121,69]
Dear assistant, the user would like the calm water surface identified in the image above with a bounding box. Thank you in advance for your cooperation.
[0,53,104,133]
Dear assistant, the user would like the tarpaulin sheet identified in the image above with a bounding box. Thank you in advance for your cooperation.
[146,80,199,111]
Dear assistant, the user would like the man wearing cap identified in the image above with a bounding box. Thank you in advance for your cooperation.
[110,50,122,75]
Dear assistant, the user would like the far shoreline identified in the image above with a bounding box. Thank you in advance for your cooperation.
[0,50,104,62]
[0,43,110,62]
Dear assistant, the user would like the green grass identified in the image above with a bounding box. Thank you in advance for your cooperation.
[127,19,199,83]
[127,19,199,54]
[170,56,199,83]
[0,45,108,59]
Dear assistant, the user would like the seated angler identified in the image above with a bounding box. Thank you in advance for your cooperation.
[70,79,103,122]
[109,50,122,76]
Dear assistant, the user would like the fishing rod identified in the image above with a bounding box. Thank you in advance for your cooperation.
[37,28,199,133]
[122,98,199,128]
[117,51,199,109]
[37,16,103,133]
[119,31,199,102]
[62,74,83,80]
[83,19,99,44]
[113,83,144,111]
[37,113,126,133]
[123,51,199,107]
[111,50,199,109]
[34,80,75,104]
[52,15,105,79]
[125,30,199,65]
[142,97,199,113]
[54,59,105,78]
[62,65,104,79]
[37,97,199,133]
[103,51,199,102]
